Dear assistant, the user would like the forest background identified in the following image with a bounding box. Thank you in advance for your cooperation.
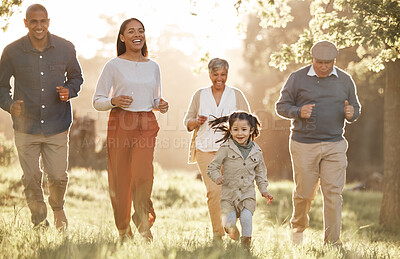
[0,0,385,181]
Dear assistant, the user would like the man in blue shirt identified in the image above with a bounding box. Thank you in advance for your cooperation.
[0,4,83,230]
[276,40,361,245]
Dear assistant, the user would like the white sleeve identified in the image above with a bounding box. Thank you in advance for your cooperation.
[93,62,115,111]
[153,63,161,108]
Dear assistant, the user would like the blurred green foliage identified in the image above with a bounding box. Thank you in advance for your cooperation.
[0,0,23,31]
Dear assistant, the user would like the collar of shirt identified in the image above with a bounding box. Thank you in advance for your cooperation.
[22,33,56,52]
[307,65,338,78]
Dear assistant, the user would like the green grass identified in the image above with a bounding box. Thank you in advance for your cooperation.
[0,164,399,259]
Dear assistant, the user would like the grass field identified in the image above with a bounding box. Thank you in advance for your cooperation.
[0,164,399,259]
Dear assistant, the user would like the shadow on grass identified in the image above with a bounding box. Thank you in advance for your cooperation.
[37,240,118,259]
[37,241,259,259]
[173,243,258,259]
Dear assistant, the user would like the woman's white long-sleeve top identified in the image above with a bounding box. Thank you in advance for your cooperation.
[93,57,161,111]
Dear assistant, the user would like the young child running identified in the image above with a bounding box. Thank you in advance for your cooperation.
[207,111,273,249]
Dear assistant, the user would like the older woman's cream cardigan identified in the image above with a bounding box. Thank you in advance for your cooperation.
[183,86,250,164]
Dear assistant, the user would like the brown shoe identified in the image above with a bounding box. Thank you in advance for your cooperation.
[224,226,240,241]
[241,236,251,250]
[53,209,68,231]
[33,219,50,231]
[119,227,133,243]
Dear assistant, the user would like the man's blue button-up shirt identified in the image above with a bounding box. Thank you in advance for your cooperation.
[0,33,83,136]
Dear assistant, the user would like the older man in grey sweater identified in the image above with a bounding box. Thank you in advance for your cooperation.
[276,40,361,245]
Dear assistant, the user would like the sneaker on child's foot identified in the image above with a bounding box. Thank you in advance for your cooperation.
[240,236,252,250]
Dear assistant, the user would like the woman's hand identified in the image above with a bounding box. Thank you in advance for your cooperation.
[187,115,207,131]
[158,98,169,113]
[215,176,224,185]
[196,115,207,126]
[111,95,133,108]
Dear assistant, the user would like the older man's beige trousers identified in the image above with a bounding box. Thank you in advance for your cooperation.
[289,139,347,244]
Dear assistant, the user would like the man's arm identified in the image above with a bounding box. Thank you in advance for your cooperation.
[0,49,16,113]
[63,45,83,99]
[275,73,302,119]
[345,76,361,123]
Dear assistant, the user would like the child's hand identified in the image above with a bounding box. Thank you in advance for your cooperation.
[215,176,224,185]
[262,192,274,204]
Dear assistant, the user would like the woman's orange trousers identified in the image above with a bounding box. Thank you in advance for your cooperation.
[107,108,159,233]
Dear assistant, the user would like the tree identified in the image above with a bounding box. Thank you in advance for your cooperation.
[0,0,23,31]
[236,0,399,229]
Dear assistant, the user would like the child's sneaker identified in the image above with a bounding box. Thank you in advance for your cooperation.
[241,236,251,250]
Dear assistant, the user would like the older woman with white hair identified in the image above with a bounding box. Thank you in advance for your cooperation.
[184,58,250,240]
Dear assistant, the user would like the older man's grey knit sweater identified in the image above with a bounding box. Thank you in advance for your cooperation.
[276,65,361,143]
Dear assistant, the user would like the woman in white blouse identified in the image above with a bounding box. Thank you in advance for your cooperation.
[183,58,250,240]
[93,18,168,242]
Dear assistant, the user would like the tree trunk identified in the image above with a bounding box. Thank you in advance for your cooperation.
[379,59,400,229]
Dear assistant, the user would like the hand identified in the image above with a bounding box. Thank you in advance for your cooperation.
[10,100,24,116]
[344,100,354,120]
[111,95,133,108]
[158,98,169,113]
[56,86,69,102]
[187,115,207,131]
[215,176,224,185]
[300,104,315,119]
[196,115,208,126]
[262,192,273,204]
